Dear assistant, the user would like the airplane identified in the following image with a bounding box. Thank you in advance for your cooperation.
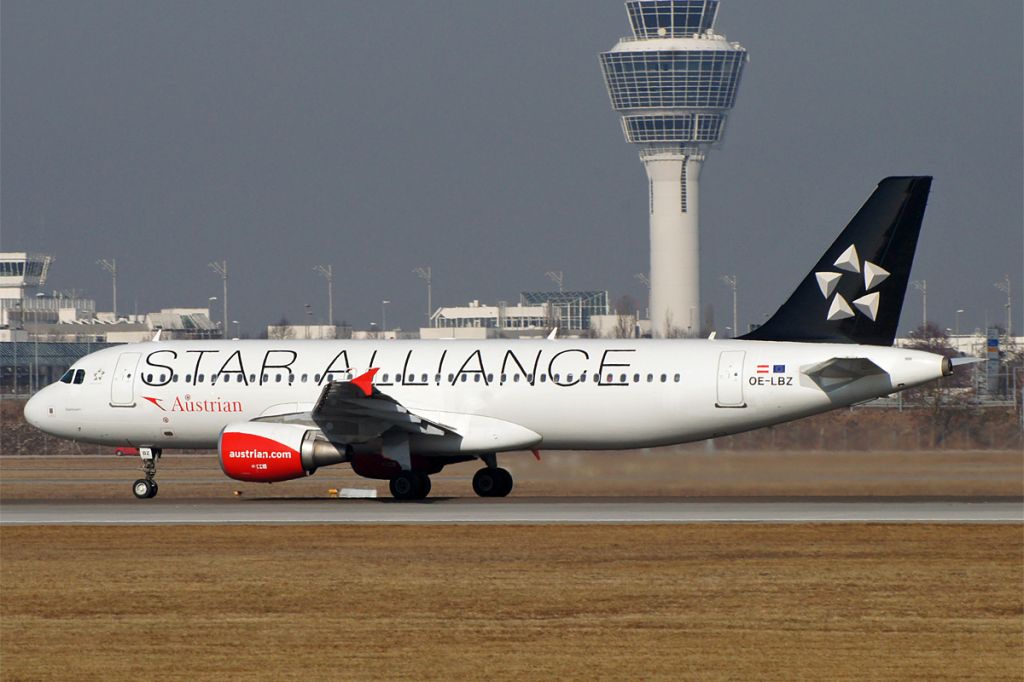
[24,176,962,501]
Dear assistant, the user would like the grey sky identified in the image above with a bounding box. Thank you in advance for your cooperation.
[2,0,1021,337]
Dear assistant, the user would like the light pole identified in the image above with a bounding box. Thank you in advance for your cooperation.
[314,265,334,327]
[97,259,117,319]
[912,280,928,329]
[955,309,965,337]
[11,300,19,394]
[381,300,390,334]
[995,275,1012,337]
[634,273,650,321]
[27,305,37,393]
[721,275,738,338]
[414,267,432,327]
[208,260,228,338]
[32,293,45,392]
[545,271,564,293]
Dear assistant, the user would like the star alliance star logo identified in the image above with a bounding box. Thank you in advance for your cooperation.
[814,244,889,322]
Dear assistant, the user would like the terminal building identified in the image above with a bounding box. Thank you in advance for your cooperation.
[0,252,219,393]
[421,292,613,339]
[422,300,557,340]
[519,291,610,332]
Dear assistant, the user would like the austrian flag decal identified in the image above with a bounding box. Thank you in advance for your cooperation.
[749,362,793,387]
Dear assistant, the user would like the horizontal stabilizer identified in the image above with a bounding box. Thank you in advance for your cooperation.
[804,357,886,379]
[804,357,888,391]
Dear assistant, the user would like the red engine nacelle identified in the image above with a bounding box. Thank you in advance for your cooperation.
[219,423,347,483]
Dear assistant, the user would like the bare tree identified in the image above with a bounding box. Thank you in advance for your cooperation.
[614,294,639,315]
[903,322,968,446]
[267,316,295,340]
[613,313,635,339]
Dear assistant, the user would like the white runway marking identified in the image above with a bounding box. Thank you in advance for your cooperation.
[2,499,1021,525]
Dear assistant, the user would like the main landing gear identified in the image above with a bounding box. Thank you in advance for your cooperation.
[132,447,161,499]
[388,471,431,501]
[381,453,514,501]
[472,454,513,498]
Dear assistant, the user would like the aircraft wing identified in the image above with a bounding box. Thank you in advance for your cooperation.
[309,374,448,444]
[254,368,541,452]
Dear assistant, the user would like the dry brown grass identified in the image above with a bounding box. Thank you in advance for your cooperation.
[2,449,1022,500]
[2,524,1021,681]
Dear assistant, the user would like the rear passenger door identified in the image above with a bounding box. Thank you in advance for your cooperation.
[715,351,746,408]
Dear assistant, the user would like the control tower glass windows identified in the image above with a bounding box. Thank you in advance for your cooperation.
[600,50,745,111]
[622,114,725,144]
[0,259,47,278]
[0,261,26,277]
[627,0,719,39]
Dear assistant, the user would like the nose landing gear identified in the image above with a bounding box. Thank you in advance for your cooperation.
[132,447,161,499]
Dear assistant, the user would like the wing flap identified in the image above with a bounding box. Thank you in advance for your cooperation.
[311,378,449,442]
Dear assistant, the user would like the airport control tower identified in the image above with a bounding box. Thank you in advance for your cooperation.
[600,0,746,337]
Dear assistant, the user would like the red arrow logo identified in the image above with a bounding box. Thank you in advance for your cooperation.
[142,396,166,411]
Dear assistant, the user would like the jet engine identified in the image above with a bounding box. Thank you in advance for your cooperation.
[219,422,348,483]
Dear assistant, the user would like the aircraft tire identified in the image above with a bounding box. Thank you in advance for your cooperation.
[132,479,155,500]
[491,468,513,498]
[473,467,513,498]
[389,472,424,501]
[472,468,495,497]
[416,472,432,498]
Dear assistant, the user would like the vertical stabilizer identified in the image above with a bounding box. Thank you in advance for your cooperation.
[741,176,932,346]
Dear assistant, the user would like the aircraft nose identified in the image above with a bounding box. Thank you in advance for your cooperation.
[23,390,49,429]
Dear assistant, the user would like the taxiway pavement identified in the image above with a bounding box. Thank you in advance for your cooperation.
[2,497,1020,525]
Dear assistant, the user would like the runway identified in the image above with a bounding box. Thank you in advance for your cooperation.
[2,497,1021,525]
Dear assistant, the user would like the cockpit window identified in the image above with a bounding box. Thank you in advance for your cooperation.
[60,370,74,384]
[73,369,85,384]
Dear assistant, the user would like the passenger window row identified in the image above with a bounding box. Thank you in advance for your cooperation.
[138,371,684,386]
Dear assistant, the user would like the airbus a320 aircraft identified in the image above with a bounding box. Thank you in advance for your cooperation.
[26,177,961,500]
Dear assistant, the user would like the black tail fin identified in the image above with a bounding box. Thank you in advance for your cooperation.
[741,176,932,346]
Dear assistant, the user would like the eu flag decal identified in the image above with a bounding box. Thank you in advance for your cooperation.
[773,365,786,374]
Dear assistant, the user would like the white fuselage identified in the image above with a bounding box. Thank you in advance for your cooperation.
[24,338,945,454]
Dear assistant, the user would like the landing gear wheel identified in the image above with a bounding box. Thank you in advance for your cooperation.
[149,481,159,498]
[389,471,427,501]
[472,467,513,498]
[491,468,513,497]
[132,479,156,499]
[416,472,432,498]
